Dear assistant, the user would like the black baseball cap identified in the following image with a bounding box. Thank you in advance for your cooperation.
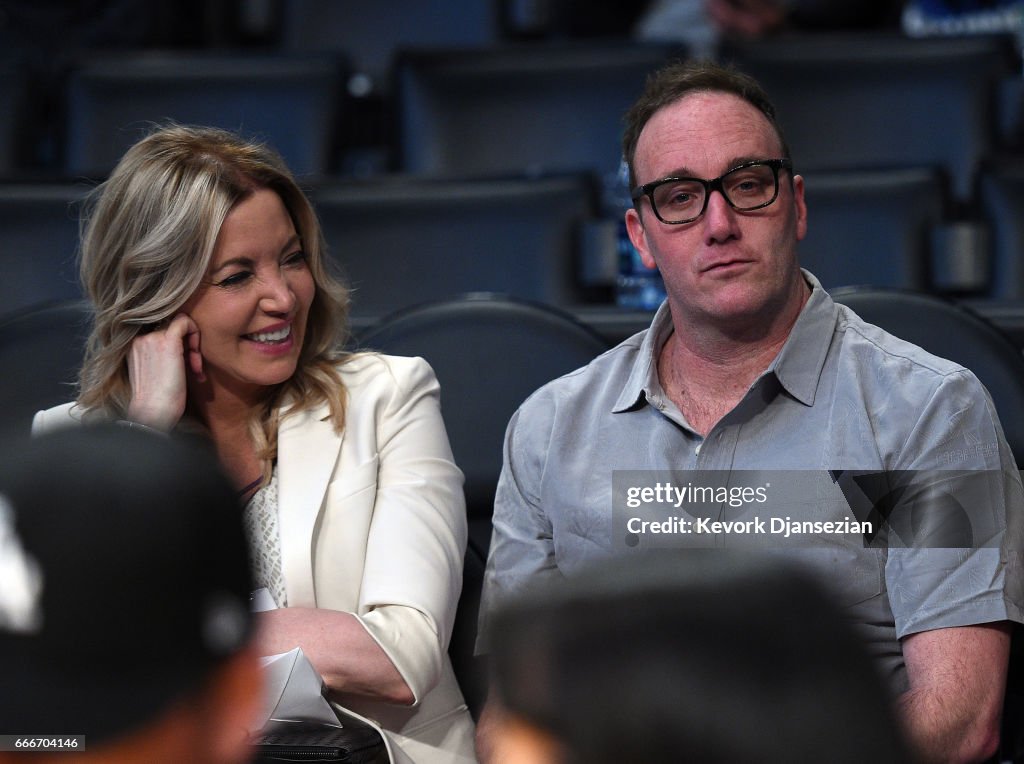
[0,425,254,743]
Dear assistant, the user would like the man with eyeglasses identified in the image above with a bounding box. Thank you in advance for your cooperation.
[476,60,1022,763]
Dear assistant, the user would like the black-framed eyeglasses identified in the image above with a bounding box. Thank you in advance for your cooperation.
[631,158,793,225]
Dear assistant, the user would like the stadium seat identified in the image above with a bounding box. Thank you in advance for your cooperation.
[0,183,90,312]
[358,293,610,716]
[63,52,344,178]
[309,173,602,321]
[723,33,1017,203]
[0,300,92,437]
[799,167,947,290]
[396,42,684,178]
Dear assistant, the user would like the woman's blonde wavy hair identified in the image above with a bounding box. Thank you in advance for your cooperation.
[77,124,351,479]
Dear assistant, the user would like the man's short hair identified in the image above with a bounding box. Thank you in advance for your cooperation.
[0,425,254,744]
[621,60,791,187]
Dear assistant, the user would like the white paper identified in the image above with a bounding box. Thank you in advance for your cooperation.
[248,631,409,763]
[249,587,278,613]
[252,647,342,733]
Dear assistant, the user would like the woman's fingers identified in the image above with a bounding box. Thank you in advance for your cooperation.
[126,313,202,429]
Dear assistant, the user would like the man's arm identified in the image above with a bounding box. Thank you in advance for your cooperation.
[899,622,1011,763]
[890,367,1023,761]
[476,400,563,762]
[475,404,563,653]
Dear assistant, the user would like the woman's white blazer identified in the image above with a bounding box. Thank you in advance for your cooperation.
[34,353,477,764]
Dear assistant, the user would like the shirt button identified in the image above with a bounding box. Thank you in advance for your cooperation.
[695,443,702,455]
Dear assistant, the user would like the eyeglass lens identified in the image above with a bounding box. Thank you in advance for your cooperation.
[652,163,779,223]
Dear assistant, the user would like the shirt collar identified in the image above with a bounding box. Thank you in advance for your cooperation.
[612,300,674,413]
[611,269,837,413]
[769,270,836,407]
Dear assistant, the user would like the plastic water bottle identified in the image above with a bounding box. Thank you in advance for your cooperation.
[608,158,665,311]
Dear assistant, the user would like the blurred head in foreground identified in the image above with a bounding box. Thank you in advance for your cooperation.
[488,553,912,764]
[0,425,260,763]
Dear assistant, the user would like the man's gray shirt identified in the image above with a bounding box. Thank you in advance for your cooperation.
[479,272,1024,693]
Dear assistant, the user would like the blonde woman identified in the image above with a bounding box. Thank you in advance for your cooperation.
[33,125,476,763]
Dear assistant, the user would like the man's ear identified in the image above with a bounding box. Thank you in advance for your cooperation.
[792,174,808,242]
[625,207,658,271]
[203,645,264,764]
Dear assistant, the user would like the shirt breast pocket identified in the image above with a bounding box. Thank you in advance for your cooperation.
[794,545,885,609]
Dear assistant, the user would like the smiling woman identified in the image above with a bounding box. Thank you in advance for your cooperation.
[30,125,476,763]
[181,188,316,408]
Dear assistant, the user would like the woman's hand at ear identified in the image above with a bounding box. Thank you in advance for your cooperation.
[126,313,203,431]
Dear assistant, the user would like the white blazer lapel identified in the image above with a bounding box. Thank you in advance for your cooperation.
[277,403,342,607]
